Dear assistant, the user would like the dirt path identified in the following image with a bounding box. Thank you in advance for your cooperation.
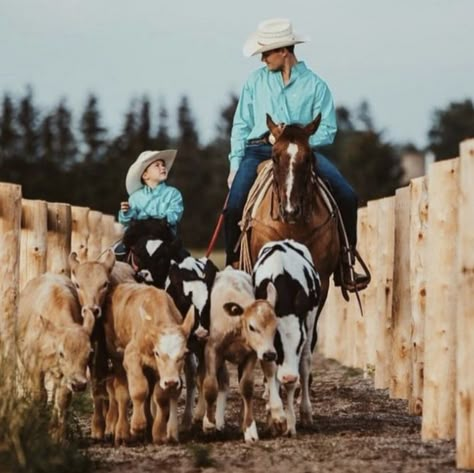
[85,354,462,473]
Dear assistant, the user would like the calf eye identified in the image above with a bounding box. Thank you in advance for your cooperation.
[74,283,80,289]
[103,282,109,289]
[154,350,160,357]
[249,324,258,333]
[59,351,65,358]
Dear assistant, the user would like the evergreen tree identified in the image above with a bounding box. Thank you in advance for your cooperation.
[0,94,18,167]
[54,100,77,169]
[325,104,403,205]
[428,99,474,160]
[79,94,107,163]
[17,86,39,164]
[137,97,151,149]
[155,101,171,149]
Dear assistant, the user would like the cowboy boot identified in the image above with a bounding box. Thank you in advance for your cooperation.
[334,246,370,293]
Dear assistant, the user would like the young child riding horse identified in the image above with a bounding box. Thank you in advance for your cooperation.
[116,150,188,283]
[224,18,370,292]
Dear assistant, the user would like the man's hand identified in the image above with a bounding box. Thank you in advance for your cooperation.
[227,170,237,189]
[120,201,130,212]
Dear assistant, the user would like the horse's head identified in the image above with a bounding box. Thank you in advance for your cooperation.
[266,113,321,223]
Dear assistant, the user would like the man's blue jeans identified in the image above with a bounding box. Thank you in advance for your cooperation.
[224,143,358,265]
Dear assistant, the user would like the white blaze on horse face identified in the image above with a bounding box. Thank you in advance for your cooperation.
[276,314,306,384]
[146,239,163,257]
[285,143,299,213]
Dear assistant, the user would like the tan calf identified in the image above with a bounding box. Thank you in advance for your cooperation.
[68,250,136,440]
[202,267,284,442]
[17,273,93,440]
[104,283,194,445]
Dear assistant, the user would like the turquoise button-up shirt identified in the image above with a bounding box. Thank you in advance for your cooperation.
[229,61,337,171]
[118,182,184,233]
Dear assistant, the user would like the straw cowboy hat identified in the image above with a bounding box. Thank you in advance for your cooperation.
[242,18,310,57]
[125,149,177,195]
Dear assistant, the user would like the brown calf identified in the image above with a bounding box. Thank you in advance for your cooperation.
[68,249,136,440]
[103,283,194,445]
[17,273,93,440]
[202,267,283,442]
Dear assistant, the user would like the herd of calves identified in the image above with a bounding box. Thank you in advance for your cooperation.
[16,239,322,445]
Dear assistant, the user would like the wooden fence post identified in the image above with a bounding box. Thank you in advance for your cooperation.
[46,203,71,276]
[409,177,429,415]
[365,200,378,371]
[390,186,412,399]
[87,210,103,260]
[354,207,368,371]
[20,199,47,291]
[71,206,90,262]
[374,196,395,390]
[422,158,459,440]
[101,215,117,252]
[456,140,474,468]
[0,183,22,386]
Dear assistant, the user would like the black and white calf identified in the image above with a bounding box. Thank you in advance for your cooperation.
[165,256,219,428]
[252,239,321,435]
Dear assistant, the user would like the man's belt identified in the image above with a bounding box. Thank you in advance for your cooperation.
[247,134,270,145]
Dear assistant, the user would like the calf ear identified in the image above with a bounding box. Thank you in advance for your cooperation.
[181,305,195,338]
[68,252,79,273]
[204,259,219,285]
[223,302,244,317]
[101,249,116,273]
[266,282,278,308]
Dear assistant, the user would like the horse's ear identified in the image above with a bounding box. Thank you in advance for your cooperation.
[303,113,322,136]
[266,114,284,142]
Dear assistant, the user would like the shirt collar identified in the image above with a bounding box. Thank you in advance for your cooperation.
[144,182,167,194]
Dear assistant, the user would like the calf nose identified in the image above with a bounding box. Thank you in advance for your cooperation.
[164,379,179,389]
[263,351,277,362]
[282,374,298,385]
[71,380,87,392]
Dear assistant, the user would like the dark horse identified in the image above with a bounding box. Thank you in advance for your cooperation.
[246,113,340,314]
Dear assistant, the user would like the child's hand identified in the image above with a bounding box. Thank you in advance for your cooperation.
[120,201,130,212]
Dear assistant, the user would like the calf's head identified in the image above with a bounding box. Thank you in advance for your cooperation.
[143,305,195,391]
[223,282,278,361]
[69,249,115,318]
[42,316,93,392]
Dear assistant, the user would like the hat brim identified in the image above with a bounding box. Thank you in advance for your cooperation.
[125,149,177,195]
[243,33,309,57]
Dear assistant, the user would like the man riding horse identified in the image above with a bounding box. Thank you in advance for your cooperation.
[224,18,370,293]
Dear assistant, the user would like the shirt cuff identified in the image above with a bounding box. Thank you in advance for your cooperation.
[229,156,242,172]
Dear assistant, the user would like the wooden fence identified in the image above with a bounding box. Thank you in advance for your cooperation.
[0,139,472,469]
[318,138,474,470]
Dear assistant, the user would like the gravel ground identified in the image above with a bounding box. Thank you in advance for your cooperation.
[82,354,463,473]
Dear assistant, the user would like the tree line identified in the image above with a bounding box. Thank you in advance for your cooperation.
[1,87,473,248]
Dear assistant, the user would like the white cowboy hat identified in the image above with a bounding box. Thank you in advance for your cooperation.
[125,149,177,195]
[242,18,310,58]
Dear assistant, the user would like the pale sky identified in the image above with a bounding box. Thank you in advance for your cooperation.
[1,0,473,148]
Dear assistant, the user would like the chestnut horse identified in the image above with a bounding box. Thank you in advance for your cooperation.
[246,113,340,316]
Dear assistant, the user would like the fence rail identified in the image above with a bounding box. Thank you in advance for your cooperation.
[318,138,474,470]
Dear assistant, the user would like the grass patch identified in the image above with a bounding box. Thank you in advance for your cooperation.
[0,359,93,473]
[187,443,216,468]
